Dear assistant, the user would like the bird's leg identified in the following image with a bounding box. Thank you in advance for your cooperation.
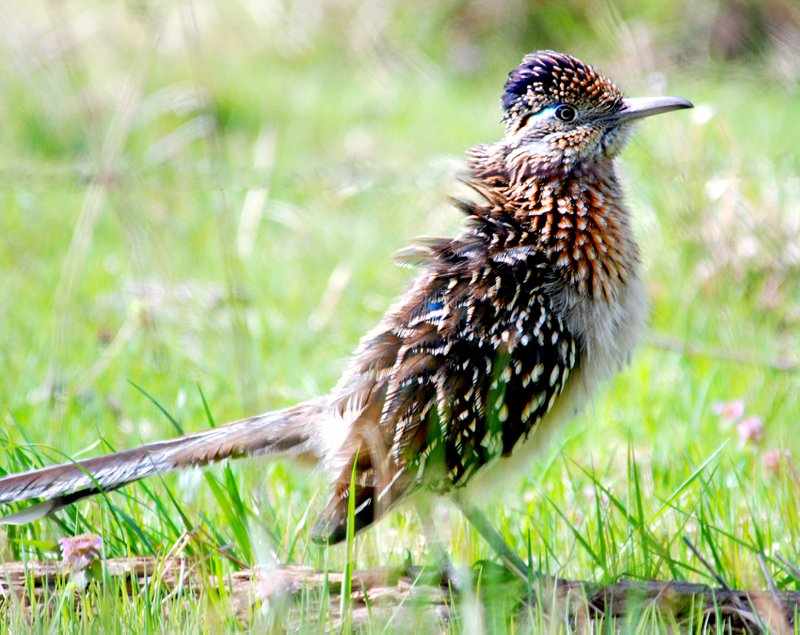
[410,500,465,588]
[452,493,533,583]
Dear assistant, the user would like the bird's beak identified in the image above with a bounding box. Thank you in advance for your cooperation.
[613,96,693,122]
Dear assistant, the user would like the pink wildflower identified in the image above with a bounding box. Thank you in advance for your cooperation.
[58,533,103,572]
[712,400,745,422]
[736,416,763,444]
[762,449,791,476]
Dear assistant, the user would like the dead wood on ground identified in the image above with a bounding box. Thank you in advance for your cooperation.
[1,557,797,632]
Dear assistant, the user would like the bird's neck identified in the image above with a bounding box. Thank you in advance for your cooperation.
[467,143,640,301]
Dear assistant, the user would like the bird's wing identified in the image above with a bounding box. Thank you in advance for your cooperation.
[311,204,578,543]
[386,220,578,488]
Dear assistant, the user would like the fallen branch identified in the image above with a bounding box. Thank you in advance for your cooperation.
[1,557,798,632]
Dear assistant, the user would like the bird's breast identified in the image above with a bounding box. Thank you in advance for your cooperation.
[459,272,647,501]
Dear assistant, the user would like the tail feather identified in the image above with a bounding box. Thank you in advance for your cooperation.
[0,400,326,523]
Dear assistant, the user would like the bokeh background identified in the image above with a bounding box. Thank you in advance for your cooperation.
[0,0,799,627]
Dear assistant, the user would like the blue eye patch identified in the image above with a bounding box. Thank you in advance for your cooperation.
[529,105,560,122]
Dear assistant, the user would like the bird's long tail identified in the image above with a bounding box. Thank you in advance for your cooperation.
[0,399,328,525]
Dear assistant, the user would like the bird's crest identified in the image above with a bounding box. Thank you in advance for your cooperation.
[502,51,623,125]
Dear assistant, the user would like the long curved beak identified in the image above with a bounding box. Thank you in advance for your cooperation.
[614,96,693,122]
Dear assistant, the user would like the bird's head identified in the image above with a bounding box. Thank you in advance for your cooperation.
[500,51,692,173]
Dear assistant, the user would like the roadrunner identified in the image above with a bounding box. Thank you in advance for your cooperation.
[0,51,691,576]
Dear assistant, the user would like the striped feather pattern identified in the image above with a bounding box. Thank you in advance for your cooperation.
[0,401,327,522]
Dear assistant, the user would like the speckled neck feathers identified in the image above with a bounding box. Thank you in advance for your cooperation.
[466,143,639,302]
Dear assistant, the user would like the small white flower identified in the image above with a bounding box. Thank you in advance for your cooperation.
[691,104,715,126]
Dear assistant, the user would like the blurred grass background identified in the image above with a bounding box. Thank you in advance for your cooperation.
[0,0,799,630]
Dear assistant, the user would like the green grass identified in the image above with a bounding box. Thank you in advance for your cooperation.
[1,1,799,631]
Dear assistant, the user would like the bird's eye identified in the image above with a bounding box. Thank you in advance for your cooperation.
[555,105,577,122]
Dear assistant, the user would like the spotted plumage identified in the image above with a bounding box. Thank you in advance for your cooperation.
[325,204,576,515]
[0,52,692,560]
